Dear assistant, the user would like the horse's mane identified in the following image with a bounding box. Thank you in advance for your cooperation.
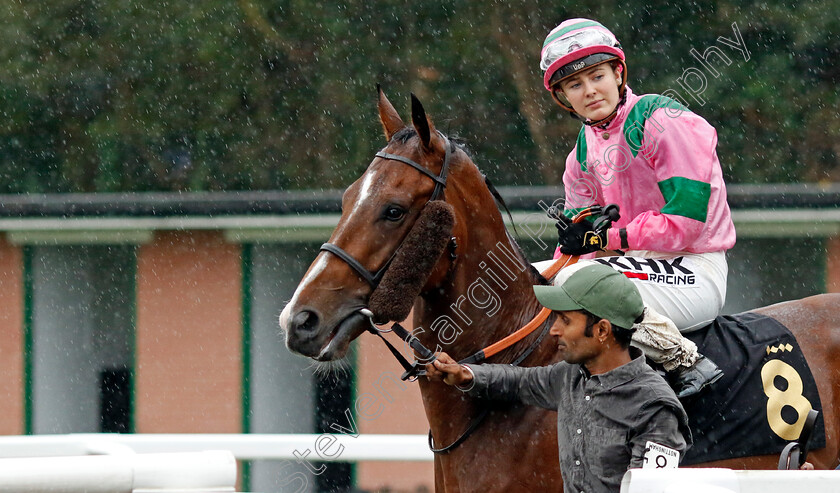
[484,175,549,286]
[389,127,548,287]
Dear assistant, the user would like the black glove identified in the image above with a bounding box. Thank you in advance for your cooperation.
[556,218,607,255]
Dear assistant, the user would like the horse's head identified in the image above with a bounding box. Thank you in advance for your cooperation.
[280,88,471,361]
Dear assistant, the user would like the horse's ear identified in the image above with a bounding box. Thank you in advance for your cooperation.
[411,93,437,149]
[377,84,405,142]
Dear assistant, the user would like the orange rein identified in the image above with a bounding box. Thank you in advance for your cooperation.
[481,254,577,358]
[479,207,597,360]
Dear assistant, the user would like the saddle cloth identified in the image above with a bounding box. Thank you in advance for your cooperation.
[681,311,825,465]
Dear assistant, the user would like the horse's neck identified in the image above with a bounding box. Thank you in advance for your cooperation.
[414,232,557,450]
[412,163,559,447]
[416,234,547,361]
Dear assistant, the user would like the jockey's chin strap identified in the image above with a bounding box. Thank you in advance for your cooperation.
[580,87,627,128]
[361,253,579,382]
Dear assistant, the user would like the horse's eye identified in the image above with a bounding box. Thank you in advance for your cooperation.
[383,206,406,222]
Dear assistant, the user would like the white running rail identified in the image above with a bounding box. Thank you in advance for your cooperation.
[5,435,840,493]
[0,450,236,493]
[621,468,840,493]
[0,433,434,461]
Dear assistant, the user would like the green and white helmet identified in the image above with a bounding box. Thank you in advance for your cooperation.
[541,18,626,90]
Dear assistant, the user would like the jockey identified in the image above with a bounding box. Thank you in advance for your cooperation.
[540,18,737,398]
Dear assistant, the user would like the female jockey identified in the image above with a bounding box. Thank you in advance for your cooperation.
[540,18,737,398]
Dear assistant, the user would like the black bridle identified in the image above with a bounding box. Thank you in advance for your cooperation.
[318,133,555,455]
[317,134,456,379]
[319,134,453,289]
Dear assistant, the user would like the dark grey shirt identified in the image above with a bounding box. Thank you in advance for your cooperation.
[466,348,691,493]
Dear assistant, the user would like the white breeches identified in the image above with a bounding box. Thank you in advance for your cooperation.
[534,251,728,370]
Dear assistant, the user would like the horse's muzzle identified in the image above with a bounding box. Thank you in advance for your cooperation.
[283,308,321,356]
[291,309,319,338]
[284,307,368,360]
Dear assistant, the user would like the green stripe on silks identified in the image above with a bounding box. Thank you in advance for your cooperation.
[576,126,588,172]
[543,20,604,47]
[569,130,596,223]
[658,176,711,222]
[624,95,690,158]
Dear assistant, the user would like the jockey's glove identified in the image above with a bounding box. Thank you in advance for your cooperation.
[556,218,608,255]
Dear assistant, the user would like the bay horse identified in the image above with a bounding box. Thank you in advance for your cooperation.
[279,89,840,491]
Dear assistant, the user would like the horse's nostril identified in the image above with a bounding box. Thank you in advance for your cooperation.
[291,310,319,335]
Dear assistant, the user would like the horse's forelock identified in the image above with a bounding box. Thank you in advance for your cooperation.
[390,127,417,144]
[388,127,472,158]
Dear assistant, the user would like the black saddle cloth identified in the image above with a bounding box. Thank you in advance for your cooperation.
[680,311,825,465]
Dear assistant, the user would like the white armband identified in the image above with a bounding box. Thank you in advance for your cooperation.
[642,441,679,469]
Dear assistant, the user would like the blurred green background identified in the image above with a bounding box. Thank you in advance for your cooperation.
[1,0,837,193]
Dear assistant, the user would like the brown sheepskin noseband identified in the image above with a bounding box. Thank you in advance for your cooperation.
[368,200,455,322]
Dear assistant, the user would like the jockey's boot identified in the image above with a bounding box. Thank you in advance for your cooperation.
[670,355,724,399]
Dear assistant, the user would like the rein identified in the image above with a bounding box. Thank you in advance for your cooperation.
[358,254,576,381]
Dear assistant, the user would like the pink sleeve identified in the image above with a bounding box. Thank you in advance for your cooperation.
[606,110,718,252]
[607,211,704,251]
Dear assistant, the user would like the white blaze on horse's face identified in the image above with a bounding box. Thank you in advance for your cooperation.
[279,170,378,331]
[349,170,377,221]
[280,156,430,360]
[278,254,327,331]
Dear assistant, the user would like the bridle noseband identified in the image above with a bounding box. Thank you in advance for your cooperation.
[319,134,454,289]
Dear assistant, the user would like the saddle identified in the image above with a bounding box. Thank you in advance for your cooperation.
[680,312,825,464]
